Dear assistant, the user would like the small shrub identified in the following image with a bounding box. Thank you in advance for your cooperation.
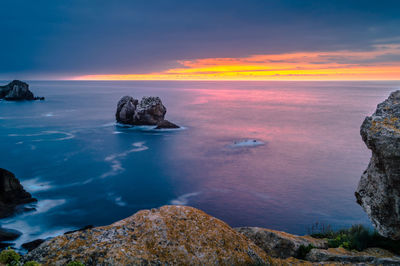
[296,244,314,259]
[308,223,400,254]
[0,247,21,265]
[24,261,41,266]
[66,261,85,266]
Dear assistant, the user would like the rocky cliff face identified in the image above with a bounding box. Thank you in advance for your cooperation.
[355,90,400,240]
[0,80,44,101]
[0,168,37,218]
[24,205,270,265]
[116,95,179,128]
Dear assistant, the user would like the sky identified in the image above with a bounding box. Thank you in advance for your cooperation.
[1,0,400,80]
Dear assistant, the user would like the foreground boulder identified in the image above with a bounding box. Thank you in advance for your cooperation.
[306,247,400,264]
[0,80,44,101]
[235,227,327,259]
[355,90,400,240]
[24,205,270,265]
[0,168,37,218]
[116,95,179,128]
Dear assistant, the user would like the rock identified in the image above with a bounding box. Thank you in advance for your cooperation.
[0,168,37,218]
[116,95,179,128]
[0,228,22,242]
[0,80,44,101]
[23,205,271,265]
[355,90,400,240]
[235,227,328,259]
[155,119,180,129]
[22,239,45,252]
[306,247,400,264]
[64,225,93,235]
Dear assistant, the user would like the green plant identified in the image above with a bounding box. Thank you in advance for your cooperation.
[0,247,21,266]
[66,261,85,266]
[23,261,41,266]
[308,223,400,254]
[296,244,314,259]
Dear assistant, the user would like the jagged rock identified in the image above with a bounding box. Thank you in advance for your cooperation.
[0,168,37,218]
[0,80,44,101]
[22,239,45,252]
[116,95,179,128]
[23,205,271,265]
[235,227,328,259]
[306,247,400,264]
[355,90,400,240]
[155,119,180,129]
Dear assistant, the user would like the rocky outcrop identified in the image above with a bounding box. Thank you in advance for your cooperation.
[23,205,271,265]
[235,227,327,259]
[0,80,44,101]
[355,90,400,240]
[0,168,37,218]
[306,247,400,264]
[115,95,179,128]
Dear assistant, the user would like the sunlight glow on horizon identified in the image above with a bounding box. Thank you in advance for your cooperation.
[74,44,400,81]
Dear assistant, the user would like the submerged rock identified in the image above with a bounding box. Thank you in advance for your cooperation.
[0,168,37,218]
[355,90,400,240]
[235,227,327,259]
[0,80,44,101]
[22,239,45,252]
[155,119,180,129]
[116,95,179,128]
[23,205,270,265]
[0,228,21,242]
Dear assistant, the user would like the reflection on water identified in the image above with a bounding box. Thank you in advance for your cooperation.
[1,80,399,248]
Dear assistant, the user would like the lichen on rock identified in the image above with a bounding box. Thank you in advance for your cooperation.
[23,205,271,265]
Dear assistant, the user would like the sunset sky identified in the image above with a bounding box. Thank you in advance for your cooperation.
[1,0,400,80]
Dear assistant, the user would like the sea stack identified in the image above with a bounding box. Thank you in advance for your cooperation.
[0,80,44,101]
[115,95,179,129]
[355,90,400,240]
[0,168,37,218]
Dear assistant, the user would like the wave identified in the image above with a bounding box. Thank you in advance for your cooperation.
[8,131,75,142]
[101,142,148,178]
[169,192,201,205]
[115,123,186,132]
[107,192,127,207]
[228,139,265,148]
[21,178,52,192]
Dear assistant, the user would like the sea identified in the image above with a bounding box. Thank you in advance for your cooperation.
[1,80,399,249]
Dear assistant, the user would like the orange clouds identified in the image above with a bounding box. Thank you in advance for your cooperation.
[75,44,400,80]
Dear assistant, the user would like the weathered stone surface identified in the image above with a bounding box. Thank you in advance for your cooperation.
[116,95,179,128]
[0,168,37,218]
[235,227,328,259]
[306,247,400,264]
[155,119,180,129]
[0,80,44,101]
[23,205,271,265]
[355,90,400,240]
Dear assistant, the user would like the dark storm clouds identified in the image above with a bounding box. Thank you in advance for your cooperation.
[1,0,399,78]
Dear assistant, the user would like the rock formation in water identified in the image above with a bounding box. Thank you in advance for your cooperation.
[0,168,37,218]
[23,205,270,265]
[115,95,179,128]
[0,80,44,101]
[355,90,400,240]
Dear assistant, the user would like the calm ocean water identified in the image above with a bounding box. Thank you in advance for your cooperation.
[1,80,399,248]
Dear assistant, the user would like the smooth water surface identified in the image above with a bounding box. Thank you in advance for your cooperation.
[1,80,399,248]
